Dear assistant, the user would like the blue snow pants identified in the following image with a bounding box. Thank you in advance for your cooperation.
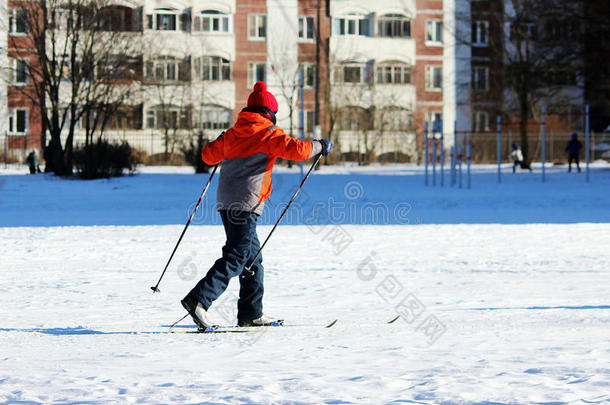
[187,210,264,321]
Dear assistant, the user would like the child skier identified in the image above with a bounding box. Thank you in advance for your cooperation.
[181,81,332,329]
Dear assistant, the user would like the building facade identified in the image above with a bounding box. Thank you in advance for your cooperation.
[1,0,592,163]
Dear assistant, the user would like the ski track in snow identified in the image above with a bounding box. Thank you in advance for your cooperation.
[1,224,609,404]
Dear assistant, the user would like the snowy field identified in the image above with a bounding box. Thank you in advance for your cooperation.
[1,163,610,404]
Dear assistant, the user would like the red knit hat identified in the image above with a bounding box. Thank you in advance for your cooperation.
[247,81,278,113]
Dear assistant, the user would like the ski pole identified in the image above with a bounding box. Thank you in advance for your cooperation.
[150,163,219,293]
[243,153,323,276]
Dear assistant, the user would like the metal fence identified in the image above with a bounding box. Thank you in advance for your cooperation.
[3,128,608,167]
[461,131,607,164]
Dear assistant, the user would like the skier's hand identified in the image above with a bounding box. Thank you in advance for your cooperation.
[317,139,332,156]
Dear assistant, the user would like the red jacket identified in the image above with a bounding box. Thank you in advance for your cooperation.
[202,111,319,214]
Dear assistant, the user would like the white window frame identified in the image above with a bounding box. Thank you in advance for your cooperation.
[472,66,489,91]
[195,56,231,81]
[301,63,316,89]
[248,14,267,40]
[193,10,232,34]
[145,57,180,81]
[298,16,315,41]
[472,20,489,46]
[334,62,371,85]
[303,110,314,134]
[146,107,190,129]
[472,111,490,132]
[9,57,29,85]
[426,20,443,45]
[426,111,443,132]
[377,14,411,38]
[147,9,179,31]
[247,62,266,88]
[425,65,442,91]
[199,106,232,130]
[376,62,412,84]
[8,109,29,134]
[333,14,370,37]
[9,8,28,35]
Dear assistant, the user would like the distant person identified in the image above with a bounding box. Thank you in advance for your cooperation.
[566,133,582,172]
[510,143,532,173]
[25,150,40,174]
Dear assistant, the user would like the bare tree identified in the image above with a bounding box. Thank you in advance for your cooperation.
[449,0,586,164]
[1,0,142,175]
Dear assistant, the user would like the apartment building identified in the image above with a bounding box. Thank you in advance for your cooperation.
[1,0,593,162]
[3,0,44,153]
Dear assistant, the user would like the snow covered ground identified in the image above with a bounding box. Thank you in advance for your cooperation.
[1,163,609,404]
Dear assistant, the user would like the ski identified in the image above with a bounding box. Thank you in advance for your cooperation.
[166,316,399,334]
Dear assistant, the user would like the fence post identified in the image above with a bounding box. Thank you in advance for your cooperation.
[450,146,455,187]
[497,115,502,184]
[424,121,429,186]
[452,120,458,186]
[432,122,437,187]
[542,105,546,183]
[440,120,444,187]
[467,144,472,189]
[458,145,462,188]
[3,132,7,168]
[585,104,590,182]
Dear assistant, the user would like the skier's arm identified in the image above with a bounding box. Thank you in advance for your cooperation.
[201,134,225,165]
[267,129,320,161]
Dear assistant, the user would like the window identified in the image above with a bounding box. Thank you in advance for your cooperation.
[249,15,266,39]
[426,20,443,44]
[8,109,28,134]
[472,111,490,132]
[146,107,190,129]
[303,110,315,134]
[298,16,315,40]
[426,112,443,131]
[199,106,232,129]
[425,65,442,90]
[103,106,143,129]
[472,66,489,91]
[100,6,137,32]
[333,15,371,36]
[340,107,372,130]
[193,10,231,33]
[9,8,28,34]
[145,56,186,81]
[472,20,489,46]
[377,14,411,38]
[9,58,28,85]
[334,63,372,84]
[376,62,411,84]
[380,108,413,131]
[301,63,316,88]
[194,56,231,81]
[147,9,179,31]
[247,62,266,88]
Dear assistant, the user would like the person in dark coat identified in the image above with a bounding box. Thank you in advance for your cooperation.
[566,133,583,172]
[25,150,39,174]
[509,143,532,173]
